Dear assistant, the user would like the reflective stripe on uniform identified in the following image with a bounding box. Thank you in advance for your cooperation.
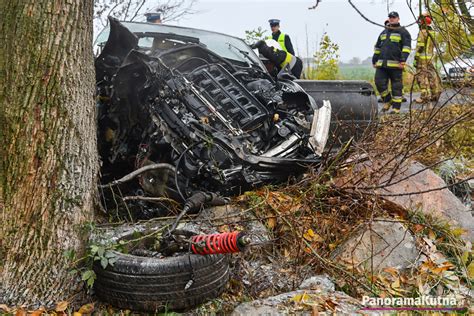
[280,51,295,69]
[392,96,403,103]
[381,90,390,97]
[380,34,387,40]
[387,60,400,67]
[374,48,381,54]
[390,33,401,42]
[402,46,411,53]
[376,59,402,68]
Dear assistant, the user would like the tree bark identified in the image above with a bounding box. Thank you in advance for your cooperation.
[0,0,97,307]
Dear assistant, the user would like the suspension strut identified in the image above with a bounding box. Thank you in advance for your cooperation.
[191,231,251,255]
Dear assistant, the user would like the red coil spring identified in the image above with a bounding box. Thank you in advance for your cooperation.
[191,232,240,255]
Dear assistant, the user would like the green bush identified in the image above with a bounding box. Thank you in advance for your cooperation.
[305,33,341,80]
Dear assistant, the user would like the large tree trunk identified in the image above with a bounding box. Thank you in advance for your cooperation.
[0,0,97,307]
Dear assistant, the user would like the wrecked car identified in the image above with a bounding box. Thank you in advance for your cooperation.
[93,18,376,312]
[95,18,333,214]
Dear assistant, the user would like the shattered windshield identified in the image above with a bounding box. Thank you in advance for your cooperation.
[94,21,264,69]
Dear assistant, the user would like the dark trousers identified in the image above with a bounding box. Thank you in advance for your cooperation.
[291,57,303,79]
[375,67,403,109]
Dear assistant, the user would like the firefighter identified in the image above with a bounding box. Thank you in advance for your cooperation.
[251,39,303,79]
[267,19,295,55]
[414,13,441,103]
[372,11,412,114]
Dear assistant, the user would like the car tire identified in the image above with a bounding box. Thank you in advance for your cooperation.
[94,239,229,312]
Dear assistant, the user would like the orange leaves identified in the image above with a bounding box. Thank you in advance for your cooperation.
[267,217,277,229]
[0,302,94,316]
[249,189,303,231]
[291,292,341,313]
[249,190,301,215]
[420,260,454,275]
[77,303,95,314]
[412,224,424,233]
[303,228,324,254]
[303,229,324,243]
[264,191,300,214]
[15,308,26,316]
[55,301,68,312]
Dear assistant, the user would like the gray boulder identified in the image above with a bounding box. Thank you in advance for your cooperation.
[331,220,419,273]
[231,289,362,316]
[342,159,474,242]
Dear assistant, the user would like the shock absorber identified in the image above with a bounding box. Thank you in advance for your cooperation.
[191,231,250,255]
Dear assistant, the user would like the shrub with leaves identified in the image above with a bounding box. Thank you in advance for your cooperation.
[306,33,341,80]
[244,27,267,45]
[65,240,120,289]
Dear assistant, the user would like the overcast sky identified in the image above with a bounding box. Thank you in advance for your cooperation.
[171,0,423,62]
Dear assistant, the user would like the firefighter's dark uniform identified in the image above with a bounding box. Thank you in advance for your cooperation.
[267,30,295,55]
[372,23,411,111]
[253,41,303,79]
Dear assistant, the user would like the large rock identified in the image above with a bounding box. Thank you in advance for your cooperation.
[231,289,362,316]
[331,220,419,272]
[380,161,473,239]
[341,160,474,242]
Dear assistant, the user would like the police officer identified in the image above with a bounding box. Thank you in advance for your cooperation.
[267,19,295,55]
[372,11,412,114]
[414,13,441,103]
[252,39,303,79]
[145,11,162,24]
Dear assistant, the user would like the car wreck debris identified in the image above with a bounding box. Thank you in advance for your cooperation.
[94,238,229,312]
[92,17,377,312]
[96,18,331,220]
[191,231,250,255]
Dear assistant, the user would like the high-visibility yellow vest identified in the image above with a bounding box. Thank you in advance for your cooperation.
[280,50,293,68]
[267,32,288,53]
[266,46,296,70]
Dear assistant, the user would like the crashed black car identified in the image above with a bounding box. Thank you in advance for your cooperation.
[92,19,377,312]
[95,18,333,212]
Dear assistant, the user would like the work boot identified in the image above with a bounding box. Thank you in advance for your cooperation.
[414,97,425,103]
[382,103,391,112]
[389,108,400,114]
